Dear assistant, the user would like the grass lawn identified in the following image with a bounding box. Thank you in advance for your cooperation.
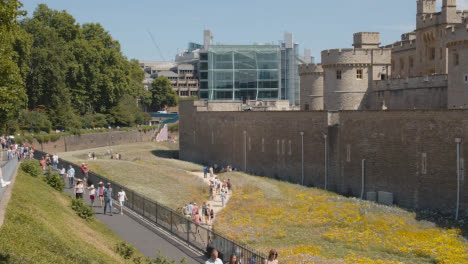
[0,169,135,263]
[59,143,468,263]
[58,142,208,210]
[214,172,468,264]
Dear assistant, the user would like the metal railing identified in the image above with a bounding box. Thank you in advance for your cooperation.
[1,155,19,184]
[34,150,265,263]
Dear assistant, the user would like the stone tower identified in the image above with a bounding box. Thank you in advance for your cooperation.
[442,0,459,24]
[417,0,436,15]
[321,33,391,111]
[299,64,324,110]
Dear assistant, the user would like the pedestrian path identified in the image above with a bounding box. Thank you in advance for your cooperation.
[189,172,231,228]
[0,159,19,228]
[62,183,205,263]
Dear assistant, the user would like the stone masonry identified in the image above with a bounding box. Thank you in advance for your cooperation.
[179,101,468,216]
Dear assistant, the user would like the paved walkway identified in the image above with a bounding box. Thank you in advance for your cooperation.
[0,160,19,228]
[62,181,205,263]
[190,172,231,228]
[0,159,18,202]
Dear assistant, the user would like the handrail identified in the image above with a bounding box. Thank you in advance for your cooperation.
[34,150,266,263]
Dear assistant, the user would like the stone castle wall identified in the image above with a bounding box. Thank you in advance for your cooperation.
[31,129,156,154]
[179,101,468,216]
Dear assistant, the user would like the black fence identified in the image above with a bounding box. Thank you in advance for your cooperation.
[34,150,265,263]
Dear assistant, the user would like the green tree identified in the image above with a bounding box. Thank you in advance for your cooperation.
[18,109,52,133]
[0,0,28,132]
[110,95,150,127]
[150,76,178,111]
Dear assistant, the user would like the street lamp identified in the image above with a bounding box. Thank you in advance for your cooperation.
[300,132,304,186]
[455,137,462,220]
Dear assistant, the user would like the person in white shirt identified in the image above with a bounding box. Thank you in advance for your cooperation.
[52,154,59,169]
[205,249,223,264]
[67,165,75,188]
[117,187,128,215]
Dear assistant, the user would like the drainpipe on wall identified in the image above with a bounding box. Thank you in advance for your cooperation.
[324,134,328,190]
[361,159,366,200]
[300,132,304,186]
[456,137,462,220]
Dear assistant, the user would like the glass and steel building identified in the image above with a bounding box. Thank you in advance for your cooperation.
[199,45,281,101]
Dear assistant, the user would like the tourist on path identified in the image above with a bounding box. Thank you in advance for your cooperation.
[204,166,208,178]
[59,166,66,177]
[209,166,214,178]
[74,179,85,199]
[103,183,113,216]
[52,154,59,169]
[67,165,75,188]
[40,157,46,171]
[88,184,96,207]
[210,208,214,223]
[220,188,227,207]
[96,182,105,207]
[117,187,128,215]
[264,249,278,264]
[192,202,198,216]
[202,202,208,224]
[205,249,223,264]
[187,202,194,217]
[228,254,239,264]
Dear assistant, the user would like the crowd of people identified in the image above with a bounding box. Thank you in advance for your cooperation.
[205,248,279,264]
[1,136,35,162]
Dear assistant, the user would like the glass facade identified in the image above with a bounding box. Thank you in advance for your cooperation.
[199,45,280,101]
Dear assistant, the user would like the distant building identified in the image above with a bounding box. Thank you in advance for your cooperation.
[140,61,199,97]
[180,30,312,105]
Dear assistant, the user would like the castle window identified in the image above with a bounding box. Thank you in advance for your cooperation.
[400,58,405,70]
[304,104,310,111]
[356,69,363,80]
[409,57,414,68]
[430,48,436,60]
[440,48,443,59]
[391,59,395,70]
[454,53,459,66]
[336,70,342,80]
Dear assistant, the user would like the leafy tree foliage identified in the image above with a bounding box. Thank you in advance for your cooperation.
[0,0,28,132]
[150,76,178,111]
[18,109,52,133]
[110,95,151,127]
[0,3,150,132]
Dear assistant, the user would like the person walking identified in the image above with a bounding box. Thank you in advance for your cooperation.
[88,184,96,207]
[187,202,194,217]
[96,182,104,207]
[203,166,208,178]
[210,208,214,223]
[228,254,239,264]
[221,188,227,207]
[205,249,223,264]
[40,157,46,171]
[209,166,214,178]
[193,211,201,226]
[117,187,128,215]
[202,202,208,224]
[67,165,75,188]
[52,154,59,169]
[264,250,278,264]
[103,183,113,216]
[192,202,199,216]
[209,183,215,201]
[74,179,85,199]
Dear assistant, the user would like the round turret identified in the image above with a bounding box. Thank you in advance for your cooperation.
[299,64,324,110]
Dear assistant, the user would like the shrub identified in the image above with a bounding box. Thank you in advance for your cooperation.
[24,135,34,143]
[20,160,42,177]
[15,136,24,145]
[44,169,65,191]
[71,198,94,220]
[168,123,178,133]
[49,134,61,142]
[115,242,135,260]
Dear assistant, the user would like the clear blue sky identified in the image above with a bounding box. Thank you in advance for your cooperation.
[19,0,468,63]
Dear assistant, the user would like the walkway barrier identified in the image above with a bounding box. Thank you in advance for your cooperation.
[34,150,265,263]
[1,156,18,184]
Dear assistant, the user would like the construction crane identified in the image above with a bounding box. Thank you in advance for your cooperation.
[147,30,166,61]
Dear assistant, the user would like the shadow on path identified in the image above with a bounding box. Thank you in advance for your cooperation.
[151,150,179,159]
[63,181,205,263]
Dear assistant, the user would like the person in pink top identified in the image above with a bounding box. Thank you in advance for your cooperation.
[96,182,105,207]
[192,202,199,216]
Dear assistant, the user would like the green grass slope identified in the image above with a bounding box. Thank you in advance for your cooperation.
[0,169,130,263]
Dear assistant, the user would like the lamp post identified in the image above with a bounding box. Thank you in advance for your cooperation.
[300,132,304,186]
[324,134,328,190]
[455,137,462,220]
[243,131,247,172]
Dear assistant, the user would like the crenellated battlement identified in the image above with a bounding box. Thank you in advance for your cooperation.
[321,48,392,66]
[298,63,323,75]
[445,22,468,46]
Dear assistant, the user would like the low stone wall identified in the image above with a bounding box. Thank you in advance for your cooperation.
[31,129,156,153]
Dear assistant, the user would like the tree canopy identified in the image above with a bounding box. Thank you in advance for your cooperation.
[0,2,153,133]
[150,76,178,111]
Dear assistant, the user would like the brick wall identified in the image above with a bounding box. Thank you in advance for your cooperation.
[180,101,468,216]
[31,129,156,153]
